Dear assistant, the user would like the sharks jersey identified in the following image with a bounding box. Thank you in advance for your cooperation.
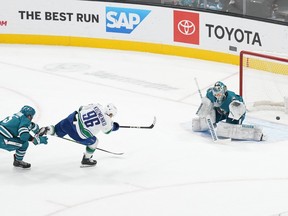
[75,104,114,139]
[206,88,244,115]
[0,112,31,142]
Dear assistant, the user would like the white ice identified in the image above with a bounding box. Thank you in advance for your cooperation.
[0,44,288,216]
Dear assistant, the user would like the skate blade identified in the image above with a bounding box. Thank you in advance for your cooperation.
[13,166,31,170]
[80,164,97,168]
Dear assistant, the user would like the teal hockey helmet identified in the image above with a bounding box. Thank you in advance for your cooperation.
[20,105,36,118]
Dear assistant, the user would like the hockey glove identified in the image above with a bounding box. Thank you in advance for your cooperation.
[112,122,120,131]
[37,126,55,136]
[37,127,47,136]
[33,136,48,145]
[228,100,246,120]
[29,122,40,134]
[196,97,213,118]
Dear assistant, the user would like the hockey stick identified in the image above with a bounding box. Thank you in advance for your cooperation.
[119,116,156,129]
[194,78,219,142]
[36,127,124,155]
[57,136,124,155]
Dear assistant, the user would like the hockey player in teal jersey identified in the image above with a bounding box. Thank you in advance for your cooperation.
[205,81,245,124]
[192,81,266,141]
[0,105,48,168]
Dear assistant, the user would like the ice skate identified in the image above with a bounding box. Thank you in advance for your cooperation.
[81,155,97,167]
[13,154,31,169]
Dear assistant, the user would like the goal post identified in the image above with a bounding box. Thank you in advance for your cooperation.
[239,50,288,113]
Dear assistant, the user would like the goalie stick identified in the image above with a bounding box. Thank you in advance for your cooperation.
[119,116,156,129]
[194,78,231,144]
[194,78,219,142]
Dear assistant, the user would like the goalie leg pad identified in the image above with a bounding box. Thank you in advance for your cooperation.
[253,127,267,141]
[192,117,208,132]
[217,122,266,141]
[192,111,216,132]
[285,96,288,114]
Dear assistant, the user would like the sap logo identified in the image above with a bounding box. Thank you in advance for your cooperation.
[106,7,150,34]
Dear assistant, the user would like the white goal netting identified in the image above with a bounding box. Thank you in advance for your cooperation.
[240,51,288,114]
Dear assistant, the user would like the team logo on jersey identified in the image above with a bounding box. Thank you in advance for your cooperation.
[106,7,150,34]
[173,11,199,45]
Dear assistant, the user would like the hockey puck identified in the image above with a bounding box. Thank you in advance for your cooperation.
[276,116,280,120]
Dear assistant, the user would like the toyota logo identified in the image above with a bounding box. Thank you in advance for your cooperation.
[178,20,196,35]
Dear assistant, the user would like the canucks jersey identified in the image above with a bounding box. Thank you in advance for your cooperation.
[0,112,31,142]
[75,104,114,139]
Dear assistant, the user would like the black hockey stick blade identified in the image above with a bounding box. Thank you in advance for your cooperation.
[119,116,156,129]
[96,148,124,155]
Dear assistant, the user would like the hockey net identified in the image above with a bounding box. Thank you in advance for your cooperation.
[240,51,288,114]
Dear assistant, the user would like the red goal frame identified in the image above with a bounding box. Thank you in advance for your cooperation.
[239,50,288,96]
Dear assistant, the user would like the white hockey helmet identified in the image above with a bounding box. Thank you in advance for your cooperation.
[105,103,117,117]
[212,81,227,102]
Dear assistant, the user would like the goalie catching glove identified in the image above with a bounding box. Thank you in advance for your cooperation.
[228,100,246,120]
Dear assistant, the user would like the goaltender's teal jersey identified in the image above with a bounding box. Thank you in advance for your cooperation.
[0,112,31,142]
[206,88,244,115]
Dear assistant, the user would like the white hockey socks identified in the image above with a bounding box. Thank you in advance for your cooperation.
[84,140,98,158]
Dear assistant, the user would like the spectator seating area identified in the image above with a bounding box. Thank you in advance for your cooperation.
[274,0,288,21]
[166,0,288,22]
[83,0,288,23]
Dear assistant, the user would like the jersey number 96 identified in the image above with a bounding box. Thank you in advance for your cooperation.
[82,111,100,127]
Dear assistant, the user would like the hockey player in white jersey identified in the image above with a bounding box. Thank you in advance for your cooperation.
[39,103,119,166]
[192,81,266,141]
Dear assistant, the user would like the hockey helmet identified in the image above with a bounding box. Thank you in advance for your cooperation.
[212,81,227,101]
[20,105,36,118]
[105,103,117,117]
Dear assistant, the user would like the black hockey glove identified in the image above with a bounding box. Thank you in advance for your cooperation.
[112,122,120,131]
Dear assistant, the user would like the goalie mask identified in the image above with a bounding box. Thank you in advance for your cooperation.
[105,103,117,117]
[212,81,227,103]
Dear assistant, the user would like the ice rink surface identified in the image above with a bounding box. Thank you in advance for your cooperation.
[1,44,288,216]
